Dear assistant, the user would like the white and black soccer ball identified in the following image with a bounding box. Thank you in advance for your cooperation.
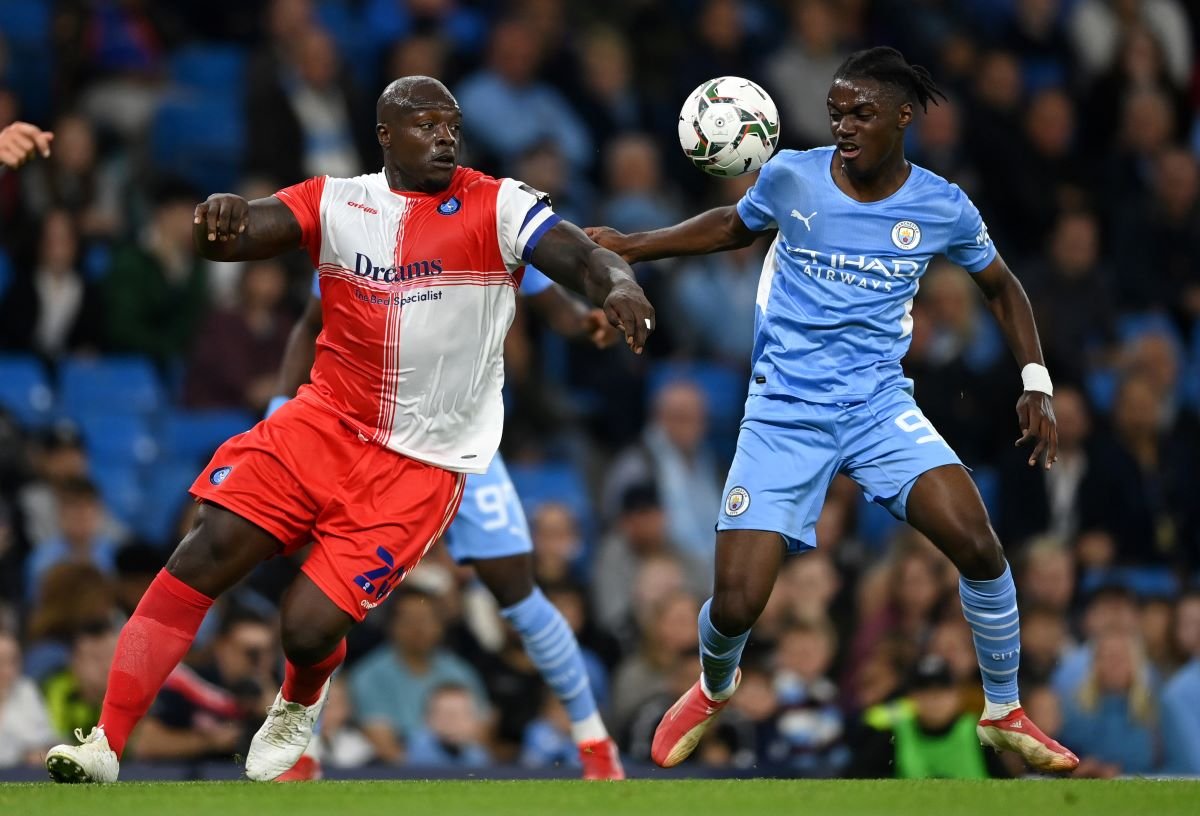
[678,76,780,177]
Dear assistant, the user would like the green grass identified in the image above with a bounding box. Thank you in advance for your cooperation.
[1,779,1198,816]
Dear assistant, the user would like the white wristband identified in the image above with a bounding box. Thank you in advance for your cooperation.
[1021,363,1053,396]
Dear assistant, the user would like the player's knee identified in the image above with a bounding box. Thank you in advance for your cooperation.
[708,593,755,637]
[953,529,1005,581]
[280,617,342,667]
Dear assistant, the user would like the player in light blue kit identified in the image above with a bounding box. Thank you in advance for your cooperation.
[590,47,1079,773]
[267,266,625,779]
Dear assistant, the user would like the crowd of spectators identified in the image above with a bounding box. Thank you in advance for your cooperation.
[0,0,1199,778]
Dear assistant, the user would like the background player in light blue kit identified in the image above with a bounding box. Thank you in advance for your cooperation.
[590,47,1079,773]
[267,266,625,779]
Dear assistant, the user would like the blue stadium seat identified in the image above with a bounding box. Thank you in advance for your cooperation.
[59,356,164,418]
[0,247,12,300]
[0,354,54,428]
[77,413,158,466]
[150,95,245,194]
[0,1,53,121]
[89,462,144,528]
[161,409,256,462]
[136,459,201,543]
[508,461,594,537]
[169,45,248,93]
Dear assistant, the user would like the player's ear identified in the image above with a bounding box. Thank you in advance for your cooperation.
[897,101,914,130]
[376,122,390,148]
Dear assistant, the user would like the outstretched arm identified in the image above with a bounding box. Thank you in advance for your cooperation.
[276,293,323,397]
[529,221,655,354]
[525,284,620,349]
[586,205,765,264]
[193,195,303,262]
[972,255,1058,469]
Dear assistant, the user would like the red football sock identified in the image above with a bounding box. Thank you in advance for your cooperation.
[282,638,346,706]
[99,569,213,757]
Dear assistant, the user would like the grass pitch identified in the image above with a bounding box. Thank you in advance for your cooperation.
[2,778,1198,816]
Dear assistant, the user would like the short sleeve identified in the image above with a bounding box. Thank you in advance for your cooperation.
[518,265,555,297]
[274,176,327,267]
[496,178,562,271]
[310,271,321,299]
[945,187,997,274]
[735,158,779,232]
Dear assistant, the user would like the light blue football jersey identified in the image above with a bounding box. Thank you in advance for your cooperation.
[735,146,997,402]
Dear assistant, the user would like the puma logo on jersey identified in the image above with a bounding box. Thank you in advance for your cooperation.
[790,209,817,230]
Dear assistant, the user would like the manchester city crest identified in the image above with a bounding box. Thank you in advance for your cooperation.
[891,220,921,250]
[725,486,750,517]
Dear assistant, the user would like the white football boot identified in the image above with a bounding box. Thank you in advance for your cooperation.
[45,726,120,783]
[245,680,330,782]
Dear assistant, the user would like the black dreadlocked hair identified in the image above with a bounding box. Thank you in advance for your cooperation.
[833,46,947,113]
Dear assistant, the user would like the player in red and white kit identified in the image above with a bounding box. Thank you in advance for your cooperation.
[45,76,654,784]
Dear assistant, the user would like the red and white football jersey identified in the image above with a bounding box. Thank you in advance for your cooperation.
[275,166,561,474]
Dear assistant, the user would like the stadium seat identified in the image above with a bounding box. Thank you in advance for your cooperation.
[160,408,256,462]
[169,45,248,94]
[89,462,144,528]
[137,459,202,543]
[0,355,54,428]
[0,1,53,120]
[150,94,245,194]
[0,247,11,300]
[77,413,158,466]
[59,356,164,418]
[507,461,594,537]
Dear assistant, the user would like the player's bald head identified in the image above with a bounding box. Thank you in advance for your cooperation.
[376,76,458,121]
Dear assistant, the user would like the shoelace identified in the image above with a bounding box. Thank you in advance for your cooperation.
[260,702,310,747]
[74,726,103,745]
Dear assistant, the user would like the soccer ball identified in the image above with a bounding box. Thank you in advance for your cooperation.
[678,76,780,177]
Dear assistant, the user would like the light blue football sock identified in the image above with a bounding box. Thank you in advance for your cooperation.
[959,563,1021,704]
[698,598,749,696]
[501,588,599,726]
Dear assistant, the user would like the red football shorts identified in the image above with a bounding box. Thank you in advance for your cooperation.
[189,397,465,621]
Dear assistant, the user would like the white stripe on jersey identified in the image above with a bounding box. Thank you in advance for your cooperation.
[515,205,556,259]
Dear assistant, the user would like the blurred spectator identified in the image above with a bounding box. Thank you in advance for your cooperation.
[1001,0,1074,90]
[362,0,487,68]
[1018,604,1072,687]
[23,565,118,683]
[312,677,375,768]
[381,35,450,98]
[406,683,492,768]
[519,691,579,770]
[848,655,1003,778]
[111,542,164,618]
[764,0,852,150]
[348,590,487,763]
[1052,584,1143,698]
[603,380,723,564]
[1016,538,1076,616]
[41,623,117,739]
[246,24,375,185]
[573,27,651,162]
[456,18,592,173]
[104,181,208,364]
[25,478,120,597]
[1078,373,1197,568]
[1105,86,1179,204]
[0,631,56,768]
[76,0,167,139]
[597,133,681,234]
[1141,595,1176,676]
[134,606,278,761]
[755,552,843,651]
[769,618,850,775]
[1069,0,1193,88]
[1059,629,1160,774]
[20,114,123,240]
[1024,212,1116,385]
[1111,147,1200,324]
[997,386,1093,547]
[591,482,708,639]
[1160,590,1200,773]
[529,502,585,585]
[17,423,109,550]
[963,50,1026,249]
[0,210,104,360]
[184,260,293,413]
[610,590,699,740]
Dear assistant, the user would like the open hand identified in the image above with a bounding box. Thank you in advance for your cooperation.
[582,308,621,349]
[194,194,250,242]
[1015,391,1058,469]
[0,122,53,168]
[603,280,655,354]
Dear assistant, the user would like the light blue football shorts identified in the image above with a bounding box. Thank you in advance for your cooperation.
[443,453,533,563]
[717,387,964,553]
